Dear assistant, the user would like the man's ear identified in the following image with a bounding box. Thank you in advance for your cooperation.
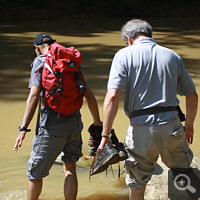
[35,45,40,51]
[34,45,41,55]
[125,35,133,46]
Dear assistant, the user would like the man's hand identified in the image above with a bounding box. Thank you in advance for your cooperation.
[13,131,26,152]
[185,127,194,145]
[98,137,112,151]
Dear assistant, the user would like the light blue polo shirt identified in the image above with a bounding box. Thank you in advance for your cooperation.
[108,38,196,125]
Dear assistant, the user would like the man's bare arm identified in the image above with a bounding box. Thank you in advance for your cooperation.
[14,86,41,152]
[84,85,102,126]
[98,89,120,150]
[185,91,198,144]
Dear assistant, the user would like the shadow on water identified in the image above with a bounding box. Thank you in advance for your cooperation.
[77,177,128,200]
[77,193,128,200]
[0,17,199,103]
[0,19,125,102]
[39,194,129,200]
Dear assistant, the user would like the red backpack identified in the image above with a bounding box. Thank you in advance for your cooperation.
[42,43,85,117]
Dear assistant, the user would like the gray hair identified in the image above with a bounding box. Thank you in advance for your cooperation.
[121,19,152,44]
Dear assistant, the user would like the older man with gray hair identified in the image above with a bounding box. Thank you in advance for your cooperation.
[98,19,198,199]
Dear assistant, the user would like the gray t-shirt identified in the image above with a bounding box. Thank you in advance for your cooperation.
[29,55,81,134]
[108,38,196,125]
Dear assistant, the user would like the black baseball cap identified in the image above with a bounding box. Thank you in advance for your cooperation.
[33,33,56,48]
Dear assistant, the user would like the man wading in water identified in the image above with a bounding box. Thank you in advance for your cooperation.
[14,33,102,200]
[98,19,199,200]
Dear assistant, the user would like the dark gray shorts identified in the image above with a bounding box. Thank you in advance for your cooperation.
[27,114,83,179]
[124,117,193,190]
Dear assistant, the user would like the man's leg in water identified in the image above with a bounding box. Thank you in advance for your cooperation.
[27,178,43,200]
[63,162,78,200]
[129,186,146,200]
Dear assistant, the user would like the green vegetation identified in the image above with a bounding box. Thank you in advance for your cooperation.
[0,0,198,8]
[0,0,199,20]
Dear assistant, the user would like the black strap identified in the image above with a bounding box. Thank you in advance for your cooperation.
[128,106,177,119]
[35,95,42,135]
[176,105,186,122]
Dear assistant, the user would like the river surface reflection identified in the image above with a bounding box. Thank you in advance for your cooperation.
[0,17,199,199]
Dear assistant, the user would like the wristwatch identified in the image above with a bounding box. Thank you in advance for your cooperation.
[18,126,31,132]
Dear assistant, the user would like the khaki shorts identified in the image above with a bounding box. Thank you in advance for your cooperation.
[27,114,83,179]
[124,117,193,190]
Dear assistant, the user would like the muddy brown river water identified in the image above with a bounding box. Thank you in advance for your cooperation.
[0,17,199,199]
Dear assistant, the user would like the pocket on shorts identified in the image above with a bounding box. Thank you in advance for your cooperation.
[72,116,83,139]
[170,126,184,139]
[169,126,186,151]
[124,160,143,181]
[27,154,44,179]
[182,141,193,166]
[27,156,43,171]
[76,116,83,132]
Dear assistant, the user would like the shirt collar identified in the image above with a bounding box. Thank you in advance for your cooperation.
[134,38,157,46]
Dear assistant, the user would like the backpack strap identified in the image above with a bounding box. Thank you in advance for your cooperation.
[47,71,63,95]
[77,66,85,94]
[35,95,42,135]
[44,62,54,74]
[35,61,46,135]
[35,87,47,135]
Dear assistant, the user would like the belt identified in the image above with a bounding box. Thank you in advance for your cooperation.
[128,106,177,119]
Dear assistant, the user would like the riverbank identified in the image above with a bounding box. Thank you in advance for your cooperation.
[145,157,200,200]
